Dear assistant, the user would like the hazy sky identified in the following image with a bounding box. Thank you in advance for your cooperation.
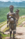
[0,0,25,2]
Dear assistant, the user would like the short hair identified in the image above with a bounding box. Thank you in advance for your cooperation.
[9,5,14,9]
[16,9,19,12]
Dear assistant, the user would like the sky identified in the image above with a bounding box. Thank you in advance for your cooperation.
[0,0,25,2]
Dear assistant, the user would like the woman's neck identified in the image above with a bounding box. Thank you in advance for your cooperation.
[10,11,13,13]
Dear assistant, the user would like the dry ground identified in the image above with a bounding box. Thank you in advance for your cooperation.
[5,27,25,39]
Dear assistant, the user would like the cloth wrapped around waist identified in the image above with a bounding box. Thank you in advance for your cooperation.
[9,23,16,30]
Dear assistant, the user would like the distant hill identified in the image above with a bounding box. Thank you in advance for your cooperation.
[0,1,25,7]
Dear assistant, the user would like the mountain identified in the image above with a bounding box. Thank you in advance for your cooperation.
[0,1,25,7]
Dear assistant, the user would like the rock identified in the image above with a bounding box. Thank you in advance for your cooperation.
[22,16,25,18]
[22,21,25,24]
[4,31,10,35]
[20,16,25,19]
[19,24,23,27]
[17,33,23,35]
[15,35,23,39]
[5,37,10,39]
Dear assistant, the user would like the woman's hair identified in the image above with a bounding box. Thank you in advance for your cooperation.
[9,5,14,9]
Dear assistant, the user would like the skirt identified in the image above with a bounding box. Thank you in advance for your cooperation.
[9,23,16,31]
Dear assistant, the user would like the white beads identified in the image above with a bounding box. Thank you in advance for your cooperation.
[10,18,14,21]
[9,16,11,18]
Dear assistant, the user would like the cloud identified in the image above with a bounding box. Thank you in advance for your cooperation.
[0,0,14,2]
[0,0,25,2]
[0,0,9,2]
[22,0,25,1]
[14,0,22,2]
[0,0,13,2]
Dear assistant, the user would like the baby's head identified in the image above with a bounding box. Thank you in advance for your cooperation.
[16,9,19,14]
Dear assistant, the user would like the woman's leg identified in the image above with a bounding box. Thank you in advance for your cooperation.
[10,31,12,39]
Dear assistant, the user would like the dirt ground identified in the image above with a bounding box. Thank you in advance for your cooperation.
[5,27,25,39]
